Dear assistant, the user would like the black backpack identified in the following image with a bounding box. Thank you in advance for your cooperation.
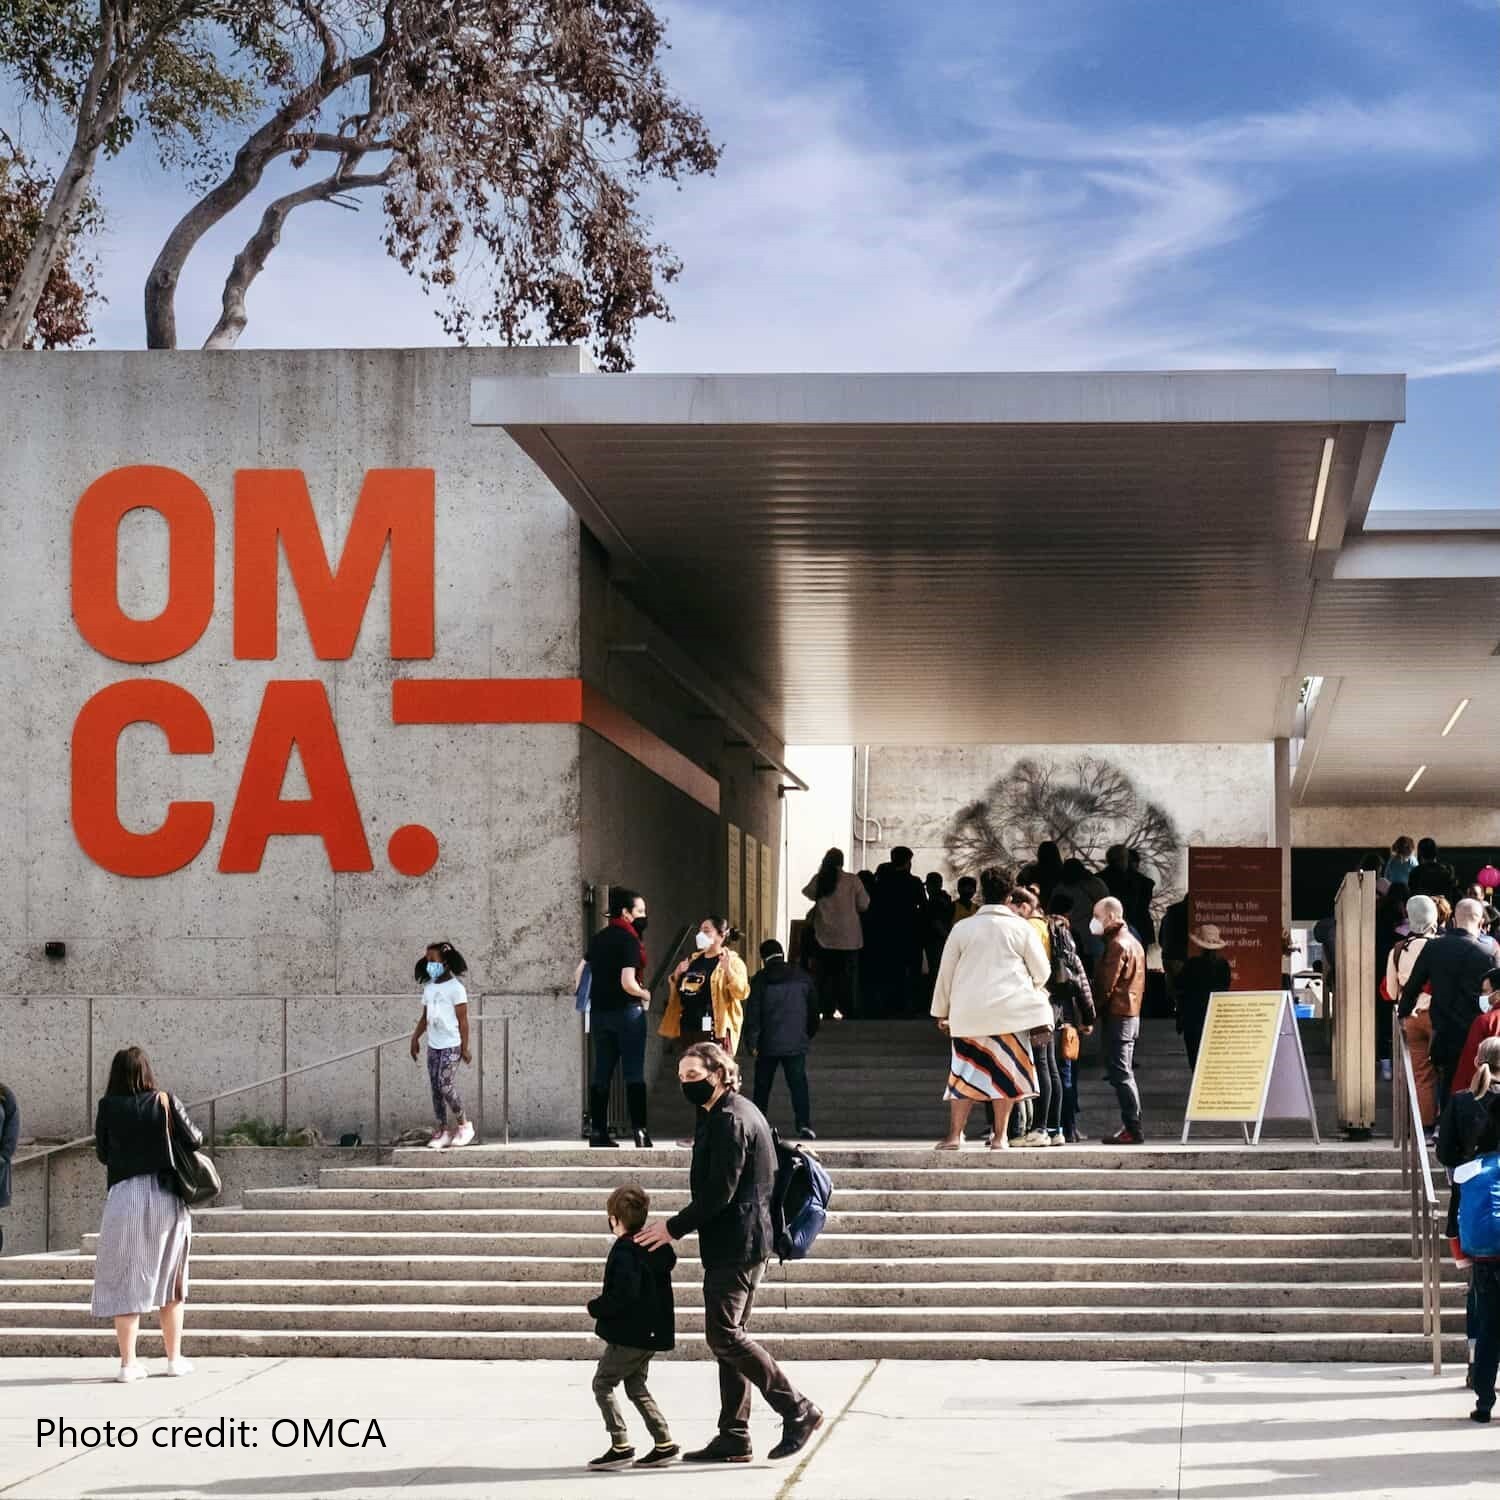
[769,1132,833,1262]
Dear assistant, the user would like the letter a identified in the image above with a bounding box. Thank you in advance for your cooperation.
[218,682,373,872]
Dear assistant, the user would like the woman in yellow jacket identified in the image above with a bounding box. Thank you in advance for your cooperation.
[661,917,751,1056]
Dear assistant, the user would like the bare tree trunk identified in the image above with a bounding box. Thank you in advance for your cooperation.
[145,28,380,348]
[202,168,391,349]
[0,140,101,348]
[0,18,118,349]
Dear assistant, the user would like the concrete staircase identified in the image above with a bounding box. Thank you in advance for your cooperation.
[651,1016,1379,1143]
[0,1142,1464,1361]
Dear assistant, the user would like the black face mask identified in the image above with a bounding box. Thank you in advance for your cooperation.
[632,916,649,936]
[681,1079,715,1108]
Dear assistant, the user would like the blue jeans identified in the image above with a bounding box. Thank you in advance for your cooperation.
[591,1004,647,1088]
[753,1053,812,1129]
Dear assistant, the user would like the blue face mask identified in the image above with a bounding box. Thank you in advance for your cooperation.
[426,960,445,980]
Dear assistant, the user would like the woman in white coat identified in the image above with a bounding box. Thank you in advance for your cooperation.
[930,867,1053,1150]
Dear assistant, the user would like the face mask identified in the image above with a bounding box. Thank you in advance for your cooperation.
[1089,917,1105,937]
[632,917,649,936]
[425,960,444,980]
[1482,997,1494,1014]
[681,1078,715,1108]
[695,931,714,951]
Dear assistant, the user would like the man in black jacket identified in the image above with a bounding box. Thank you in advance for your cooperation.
[1401,899,1500,1105]
[744,940,819,1139]
[0,1082,17,1254]
[637,1042,822,1465]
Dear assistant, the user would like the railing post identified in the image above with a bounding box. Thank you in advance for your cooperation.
[503,1017,511,1146]
[85,996,95,1137]
[42,1155,51,1254]
[476,1008,485,1144]
[373,1045,382,1152]
[208,1101,216,1154]
[280,997,289,1133]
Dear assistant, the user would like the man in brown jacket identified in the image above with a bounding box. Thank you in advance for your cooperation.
[1092,897,1146,1144]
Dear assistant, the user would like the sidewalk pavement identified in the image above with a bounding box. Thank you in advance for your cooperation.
[0,1358,1492,1499]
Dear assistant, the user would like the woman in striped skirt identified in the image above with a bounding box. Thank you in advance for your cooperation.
[930,867,1054,1150]
[91,1047,200,1382]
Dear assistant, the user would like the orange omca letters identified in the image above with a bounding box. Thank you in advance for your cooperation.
[72,466,215,663]
[71,680,216,877]
[218,681,373,873]
[234,468,434,660]
[70,465,433,876]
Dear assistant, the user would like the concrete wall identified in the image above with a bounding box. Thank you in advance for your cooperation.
[1,1146,382,1259]
[862,742,1276,906]
[0,348,587,1139]
[1293,805,1500,849]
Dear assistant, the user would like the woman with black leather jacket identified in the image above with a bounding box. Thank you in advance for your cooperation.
[91,1046,202,1382]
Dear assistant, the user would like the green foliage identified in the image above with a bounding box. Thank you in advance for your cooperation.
[216,1117,324,1148]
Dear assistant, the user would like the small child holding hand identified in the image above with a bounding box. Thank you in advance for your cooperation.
[587,1185,679,1470]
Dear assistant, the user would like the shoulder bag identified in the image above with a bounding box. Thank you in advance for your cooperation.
[160,1092,222,1206]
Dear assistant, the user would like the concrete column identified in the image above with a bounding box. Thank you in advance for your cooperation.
[1273,737,1292,933]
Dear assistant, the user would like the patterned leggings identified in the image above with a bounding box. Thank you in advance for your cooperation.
[427,1045,465,1127]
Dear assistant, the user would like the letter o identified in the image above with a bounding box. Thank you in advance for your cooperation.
[72,466,214,662]
[271,1420,299,1448]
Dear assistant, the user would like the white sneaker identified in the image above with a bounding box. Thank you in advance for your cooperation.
[427,1129,452,1150]
[115,1364,147,1383]
[164,1357,195,1377]
[1047,1132,1066,1146]
[1019,1131,1051,1148]
[449,1121,475,1148]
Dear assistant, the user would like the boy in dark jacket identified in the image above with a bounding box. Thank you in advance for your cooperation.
[745,940,819,1139]
[587,1184,679,1470]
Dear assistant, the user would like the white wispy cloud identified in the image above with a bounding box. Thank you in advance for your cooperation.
[27,0,1494,391]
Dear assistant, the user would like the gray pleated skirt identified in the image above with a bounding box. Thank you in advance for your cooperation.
[91,1173,191,1317]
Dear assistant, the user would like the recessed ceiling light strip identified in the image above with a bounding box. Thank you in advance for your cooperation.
[1405,765,1427,794]
[1307,436,1335,543]
[1441,698,1471,737]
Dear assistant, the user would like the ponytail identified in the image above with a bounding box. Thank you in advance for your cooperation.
[706,916,743,948]
[1469,1037,1500,1099]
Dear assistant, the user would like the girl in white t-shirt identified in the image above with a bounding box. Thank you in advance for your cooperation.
[409,942,473,1149]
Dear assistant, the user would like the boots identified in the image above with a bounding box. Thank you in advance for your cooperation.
[627,1083,653,1149]
[588,1087,619,1148]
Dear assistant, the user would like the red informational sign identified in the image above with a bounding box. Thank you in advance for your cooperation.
[1188,847,1285,991]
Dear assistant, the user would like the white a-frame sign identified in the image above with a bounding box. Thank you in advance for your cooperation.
[1182,991,1320,1145]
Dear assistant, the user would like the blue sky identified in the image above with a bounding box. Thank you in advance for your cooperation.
[21,0,1500,509]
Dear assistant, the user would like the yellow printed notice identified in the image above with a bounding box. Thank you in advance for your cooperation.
[745,834,760,954]
[1185,992,1284,1121]
[727,824,743,933]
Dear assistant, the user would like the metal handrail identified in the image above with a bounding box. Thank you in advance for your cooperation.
[11,1013,512,1253]
[1392,1010,1444,1374]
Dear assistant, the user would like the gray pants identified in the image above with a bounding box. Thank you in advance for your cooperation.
[1105,1016,1142,1130]
[593,1343,671,1447]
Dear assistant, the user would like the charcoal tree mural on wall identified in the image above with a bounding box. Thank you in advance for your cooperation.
[943,755,1184,907]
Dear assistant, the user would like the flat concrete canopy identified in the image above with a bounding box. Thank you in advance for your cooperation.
[474,369,1500,804]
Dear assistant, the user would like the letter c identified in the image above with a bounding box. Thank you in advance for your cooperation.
[71,681,214,877]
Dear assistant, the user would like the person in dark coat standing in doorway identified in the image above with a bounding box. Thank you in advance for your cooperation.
[636,1042,823,1465]
[744,940,819,1140]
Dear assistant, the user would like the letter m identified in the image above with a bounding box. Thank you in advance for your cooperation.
[234,469,434,659]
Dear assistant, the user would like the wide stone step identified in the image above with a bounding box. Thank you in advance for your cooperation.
[0,1276,1461,1309]
[316,1165,1408,1191]
[197,1208,1411,1236]
[384,1144,1402,1169]
[0,1302,1462,1335]
[3,1252,1433,1283]
[254,1186,1410,1212]
[0,1327,1464,1362]
[81,1229,1417,1259]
